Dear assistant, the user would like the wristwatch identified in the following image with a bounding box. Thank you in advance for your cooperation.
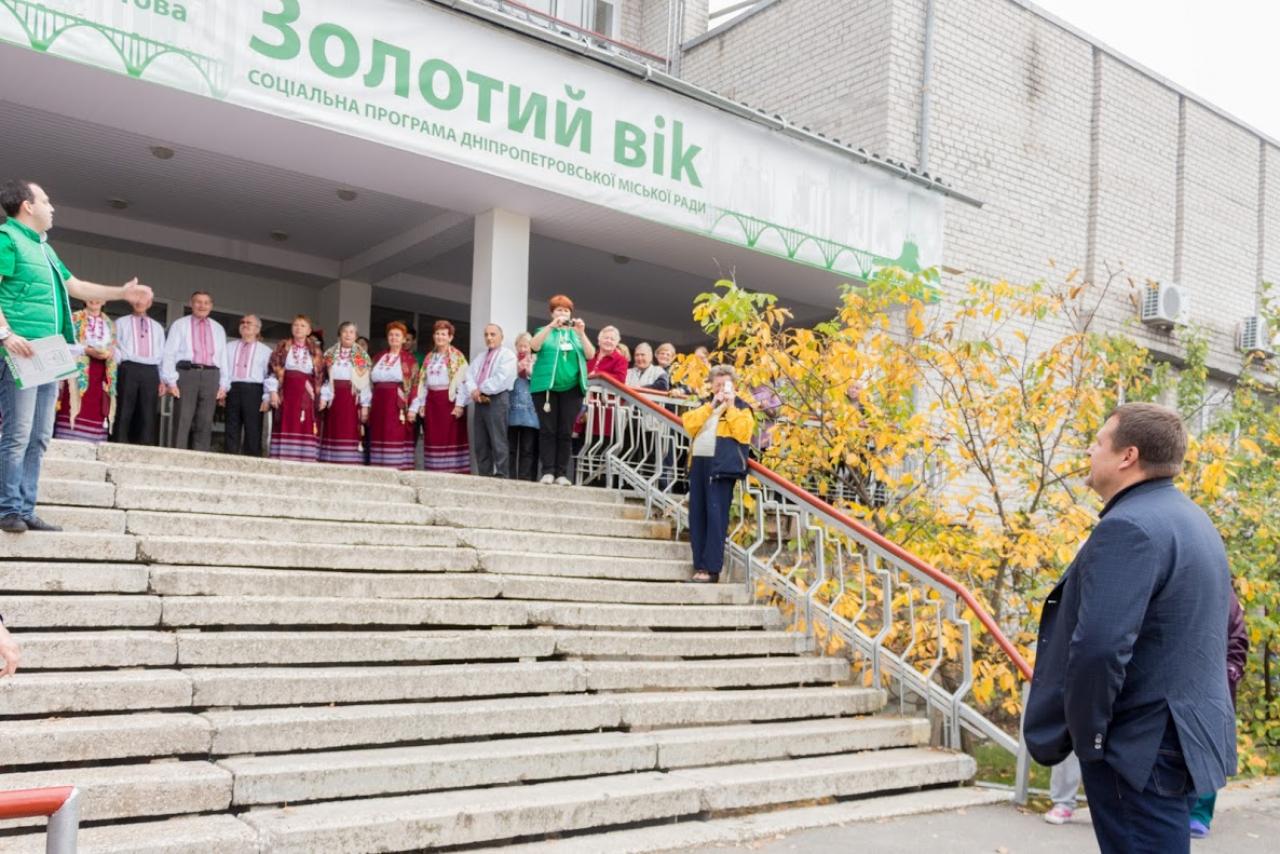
[0,327,11,342]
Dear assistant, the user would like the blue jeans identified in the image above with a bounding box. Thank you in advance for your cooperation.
[688,457,737,576]
[0,357,58,518]
[1079,716,1192,854]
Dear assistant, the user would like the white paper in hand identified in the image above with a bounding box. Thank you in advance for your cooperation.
[3,335,78,389]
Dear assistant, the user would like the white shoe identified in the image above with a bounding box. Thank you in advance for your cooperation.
[555,476,572,486]
[539,474,555,485]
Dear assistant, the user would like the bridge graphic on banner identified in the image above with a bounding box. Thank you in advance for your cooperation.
[0,0,227,96]
[705,207,922,279]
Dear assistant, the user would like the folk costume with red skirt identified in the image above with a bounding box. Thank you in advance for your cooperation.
[319,344,372,465]
[55,310,117,443]
[266,338,324,462]
[411,347,468,473]
[368,349,418,470]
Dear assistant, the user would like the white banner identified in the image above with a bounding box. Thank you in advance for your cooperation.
[0,0,945,276]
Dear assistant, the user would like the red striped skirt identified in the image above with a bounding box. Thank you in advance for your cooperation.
[318,380,364,465]
[423,387,468,473]
[54,358,110,443]
[270,370,319,462]
[368,381,414,470]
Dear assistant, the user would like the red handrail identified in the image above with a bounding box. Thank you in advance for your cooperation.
[595,374,1034,680]
[0,787,74,820]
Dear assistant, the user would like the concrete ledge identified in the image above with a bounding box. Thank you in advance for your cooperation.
[1,594,161,629]
[126,510,456,547]
[0,561,148,594]
[39,457,108,481]
[3,814,259,854]
[161,595,530,628]
[149,566,499,600]
[462,528,688,559]
[177,629,556,666]
[136,537,476,572]
[439,507,669,539]
[34,505,127,533]
[0,531,137,561]
[38,477,115,507]
[480,551,691,581]
[109,465,415,503]
[114,485,434,524]
[97,443,397,483]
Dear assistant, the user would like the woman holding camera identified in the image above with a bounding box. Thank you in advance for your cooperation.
[530,294,595,485]
[682,364,753,583]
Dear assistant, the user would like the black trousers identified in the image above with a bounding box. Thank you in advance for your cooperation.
[508,426,538,481]
[112,361,160,445]
[225,382,265,456]
[536,388,583,478]
[472,391,510,477]
[688,456,737,576]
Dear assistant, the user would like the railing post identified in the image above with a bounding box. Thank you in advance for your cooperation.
[1013,681,1032,806]
[45,787,80,854]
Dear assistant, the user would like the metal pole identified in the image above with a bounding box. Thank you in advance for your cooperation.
[45,788,80,854]
[918,0,937,173]
[1013,682,1032,806]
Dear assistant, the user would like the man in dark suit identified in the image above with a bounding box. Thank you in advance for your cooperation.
[1025,403,1237,854]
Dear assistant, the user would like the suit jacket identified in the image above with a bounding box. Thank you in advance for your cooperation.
[1024,478,1237,796]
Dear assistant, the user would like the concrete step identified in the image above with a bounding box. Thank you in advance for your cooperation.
[125,510,461,548]
[416,485,643,518]
[149,566,500,600]
[0,669,192,715]
[147,565,741,605]
[480,550,691,581]
[0,562,149,594]
[108,464,417,504]
[223,717,930,806]
[3,813,258,854]
[0,531,136,561]
[96,441,396,484]
[186,657,848,708]
[478,787,1011,853]
[35,505,127,533]
[177,629,557,666]
[157,596,778,631]
[18,630,177,669]
[172,629,805,667]
[0,761,230,828]
[400,469,624,504]
[3,712,211,766]
[204,687,886,754]
[114,485,434,525]
[39,456,108,481]
[46,438,98,460]
[240,750,975,852]
[442,506,670,538]
[135,537,477,572]
[37,477,115,507]
[462,526,688,560]
[2,594,161,628]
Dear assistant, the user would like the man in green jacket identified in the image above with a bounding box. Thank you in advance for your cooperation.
[0,179,152,533]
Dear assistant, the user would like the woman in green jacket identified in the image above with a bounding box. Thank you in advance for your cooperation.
[529,294,595,485]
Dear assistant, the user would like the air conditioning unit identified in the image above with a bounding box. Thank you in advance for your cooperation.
[1237,315,1277,358]
[1140,282,1189,329]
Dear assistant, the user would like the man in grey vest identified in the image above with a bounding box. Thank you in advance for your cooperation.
[0,179,152,533]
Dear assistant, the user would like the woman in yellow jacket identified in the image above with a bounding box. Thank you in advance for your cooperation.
[682,364,754,583]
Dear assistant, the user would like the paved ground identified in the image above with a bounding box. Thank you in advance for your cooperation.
[690,780,1280,853]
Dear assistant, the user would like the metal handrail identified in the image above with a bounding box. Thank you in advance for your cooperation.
[579,375,1031,764]
[0,787,80,853]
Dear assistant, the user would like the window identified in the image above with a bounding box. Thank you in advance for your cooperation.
[524,0,619,38]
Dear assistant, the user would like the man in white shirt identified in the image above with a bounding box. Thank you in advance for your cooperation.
[460,323,517,477]
[112,291,166,445]
[224,314,272,456]
[161,291,228,452]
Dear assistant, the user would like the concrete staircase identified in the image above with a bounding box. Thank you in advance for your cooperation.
[0,440,1003,853]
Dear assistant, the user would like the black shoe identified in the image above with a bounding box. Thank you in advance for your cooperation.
[22,515,62,532]
[0,514,27,533]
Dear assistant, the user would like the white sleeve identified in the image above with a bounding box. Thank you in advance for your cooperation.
[160,319,182,387]
[480,348,518,395]
[320,380,334,404]
[216,326,230,392]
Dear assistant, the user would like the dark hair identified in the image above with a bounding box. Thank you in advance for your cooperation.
[190,290,212,302]
[1107,403,1188,478]
[0,180,36,217]
[405,326,417,339]
[432,319,455,337]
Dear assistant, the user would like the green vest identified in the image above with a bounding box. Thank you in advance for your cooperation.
[529,326,588,395]
[0,219,75,344]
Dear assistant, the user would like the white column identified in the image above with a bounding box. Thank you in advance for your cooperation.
[318,279,372,343]
[470,209,530,356]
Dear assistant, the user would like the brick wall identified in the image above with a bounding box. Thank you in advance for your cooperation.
[679,0,1277,375]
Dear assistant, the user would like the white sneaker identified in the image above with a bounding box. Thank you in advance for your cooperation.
[555,476,572,486]
[539,474,554,485]
[1043,804,1074,825]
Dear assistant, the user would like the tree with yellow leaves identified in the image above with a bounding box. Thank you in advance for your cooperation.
[683,269,1279,766]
